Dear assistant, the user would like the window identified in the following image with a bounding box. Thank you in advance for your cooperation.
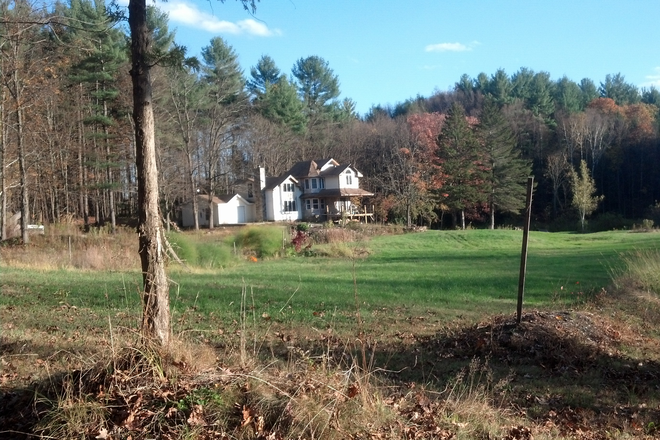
[305,179,310,190]
[283,200,296,212]
[311,178,318,189]
[247,183,254,198]
[319,178,325,189]
[312,199,319,210]
[283,183,294,192]
[305,200,311,210]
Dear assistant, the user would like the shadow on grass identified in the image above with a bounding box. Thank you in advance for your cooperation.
[2,296,660,438]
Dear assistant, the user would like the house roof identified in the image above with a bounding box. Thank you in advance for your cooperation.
[264,175,298,191]
[287,160,318,178]
[189,194,253,205]
[299,188,374,199]
[286,158,339,179]
[194,194,224,204]
[215,194,237,203]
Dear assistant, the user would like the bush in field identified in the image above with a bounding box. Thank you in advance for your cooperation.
[167,233,234,268]
[233,226,285,258]
[197,241,233,268]
[589,212,634,232]
[168,233,199,266]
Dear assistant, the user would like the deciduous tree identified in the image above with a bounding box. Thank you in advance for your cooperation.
[570,159,603,231]
[127,0,257,345]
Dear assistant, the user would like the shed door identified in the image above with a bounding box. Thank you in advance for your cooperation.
[237,206,246,223]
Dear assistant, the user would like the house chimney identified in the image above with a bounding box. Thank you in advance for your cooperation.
[253,167,266,222]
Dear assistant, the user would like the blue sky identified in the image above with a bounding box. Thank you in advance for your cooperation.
[138,0,660,116]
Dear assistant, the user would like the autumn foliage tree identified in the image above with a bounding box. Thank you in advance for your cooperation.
[570,159,603,231]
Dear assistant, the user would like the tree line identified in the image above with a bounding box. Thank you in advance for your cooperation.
[2,0,659,242]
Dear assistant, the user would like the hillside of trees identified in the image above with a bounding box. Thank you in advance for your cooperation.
[2,0,659,238]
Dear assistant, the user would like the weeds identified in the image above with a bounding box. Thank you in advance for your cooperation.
[612,249,660,294]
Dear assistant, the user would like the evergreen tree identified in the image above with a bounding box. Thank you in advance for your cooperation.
[292,55,340,119]
[259,77,306,133]
[511,67,535,102]
[67,0,128,232]
[477,99,532,229]
[200,36,248,226]
[202,36,246,104]
[487,68,513,106]
[599,73,640,106]
[247,54,281,98]
[579,78,599,108]
[528,71,555,122]
[553,76,583,114]
[436,102,488,229]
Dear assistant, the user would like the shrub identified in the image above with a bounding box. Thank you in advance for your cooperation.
[233,226,285,258]
[589,212,634,232]
[644,201,660,226]
[197,241,233,268]
[167,233,199,266]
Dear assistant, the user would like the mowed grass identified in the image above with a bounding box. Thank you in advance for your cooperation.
[2,229,659,338]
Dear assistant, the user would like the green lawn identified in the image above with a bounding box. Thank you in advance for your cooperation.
[2,229,659,336]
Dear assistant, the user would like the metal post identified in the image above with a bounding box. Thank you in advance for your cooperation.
[517,176,534,324]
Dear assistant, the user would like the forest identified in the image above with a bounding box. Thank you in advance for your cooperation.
[2,0,660,239]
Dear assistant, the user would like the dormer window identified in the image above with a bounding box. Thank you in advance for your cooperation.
[311,178,318,189]
[346,170,353,185]
[247,183,254,198]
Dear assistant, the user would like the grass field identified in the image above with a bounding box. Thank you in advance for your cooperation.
[2,228,660,439]
[2,229,659,339]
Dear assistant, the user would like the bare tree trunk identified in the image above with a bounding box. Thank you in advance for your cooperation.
[77,84,89,228]
[187,152,199,230]
[0,74,6,241]
[490,199,495,230]
[16,91,29,244]
[129,0,170,346]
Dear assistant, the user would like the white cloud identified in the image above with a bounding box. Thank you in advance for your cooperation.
[424,42,474,53]
[643,67,660,87]
[158,1,280,36]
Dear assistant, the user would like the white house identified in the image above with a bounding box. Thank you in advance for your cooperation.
[261,158,373,222]
[263,174,302,222]
[179,158,372,227]
[180,194,255,227]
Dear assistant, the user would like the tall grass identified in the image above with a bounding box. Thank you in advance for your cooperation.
[167,232,234,269]
[613,249,660,294]
[233,225,287,258]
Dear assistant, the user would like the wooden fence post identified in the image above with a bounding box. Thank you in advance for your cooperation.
[517,176,534,324]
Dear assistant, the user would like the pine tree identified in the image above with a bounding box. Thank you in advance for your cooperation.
[436,102,488,229]
[247,54,281,98]
[477,99,531,229]
[67,0,128,232]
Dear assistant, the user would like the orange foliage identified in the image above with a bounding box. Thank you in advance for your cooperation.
[623,103,657,143]
[587,97,621,115]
